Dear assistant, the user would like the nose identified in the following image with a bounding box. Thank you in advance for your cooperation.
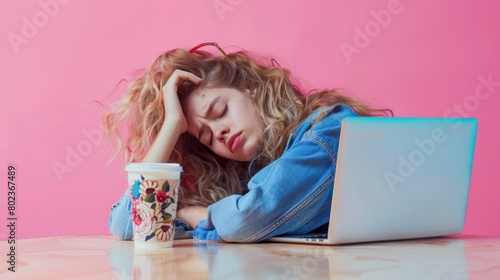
[213,123,229,144]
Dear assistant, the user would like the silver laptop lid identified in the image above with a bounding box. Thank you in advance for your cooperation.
[329,117,477,244]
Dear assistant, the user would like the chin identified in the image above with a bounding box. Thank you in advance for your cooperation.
[246,146,263,162]
[232,152,256,163]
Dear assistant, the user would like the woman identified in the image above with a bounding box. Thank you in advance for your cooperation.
[105,42,391,242]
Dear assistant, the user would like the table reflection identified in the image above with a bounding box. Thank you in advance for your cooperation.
[1,234,498,279]
[108,237,471,279]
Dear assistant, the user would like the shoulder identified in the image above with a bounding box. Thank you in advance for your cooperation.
[307,103,359,124]
[283,103,358,153]
[294,103,358,138]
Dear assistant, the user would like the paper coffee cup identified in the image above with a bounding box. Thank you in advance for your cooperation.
[125,163,183,249]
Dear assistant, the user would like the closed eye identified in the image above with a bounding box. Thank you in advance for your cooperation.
[220,105,228,117]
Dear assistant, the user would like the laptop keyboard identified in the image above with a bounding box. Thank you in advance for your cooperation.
[299,234,328,239]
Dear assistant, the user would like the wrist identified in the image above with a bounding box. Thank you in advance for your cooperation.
[177,206,208,229]
[141,119,185,163]
[160,119,185,138]
[162,117,187,135]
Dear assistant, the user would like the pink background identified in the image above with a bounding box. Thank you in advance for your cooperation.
[1,0,499,239]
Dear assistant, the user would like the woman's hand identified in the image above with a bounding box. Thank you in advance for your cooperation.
[142,70,201,163]
[161,69,202,134]
[177,206,208,229]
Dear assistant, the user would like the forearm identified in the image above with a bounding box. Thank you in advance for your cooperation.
[142,121,184,163]
[142,69,199,163]
[195,141,337,242]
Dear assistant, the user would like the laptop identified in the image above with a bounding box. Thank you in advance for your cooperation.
[267,117,478,245]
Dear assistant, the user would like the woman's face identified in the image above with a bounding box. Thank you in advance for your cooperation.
[183,87,264,162]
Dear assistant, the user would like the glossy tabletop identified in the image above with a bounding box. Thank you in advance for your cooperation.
[1,235,500,279]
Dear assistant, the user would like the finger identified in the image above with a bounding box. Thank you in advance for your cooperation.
[170,70,202,86]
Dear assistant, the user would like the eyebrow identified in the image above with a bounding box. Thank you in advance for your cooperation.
[198,96,220,141]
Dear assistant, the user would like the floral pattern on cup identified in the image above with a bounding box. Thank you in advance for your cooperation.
[132,199,155,237]
[130,175,177,243]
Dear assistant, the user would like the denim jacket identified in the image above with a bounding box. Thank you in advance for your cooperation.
[108,103,357,242]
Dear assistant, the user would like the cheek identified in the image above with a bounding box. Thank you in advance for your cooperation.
[247,113,263,134]
[245,105,261,126]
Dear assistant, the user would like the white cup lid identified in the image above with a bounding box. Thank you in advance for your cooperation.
[125,163,183,172]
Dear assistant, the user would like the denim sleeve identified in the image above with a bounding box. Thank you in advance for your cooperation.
[109,188,134,240]
[193,138,337,243]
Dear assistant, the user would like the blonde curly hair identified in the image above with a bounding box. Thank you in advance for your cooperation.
[103,46,392,208]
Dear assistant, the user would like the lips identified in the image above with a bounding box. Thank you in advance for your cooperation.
[227,131,242,153]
